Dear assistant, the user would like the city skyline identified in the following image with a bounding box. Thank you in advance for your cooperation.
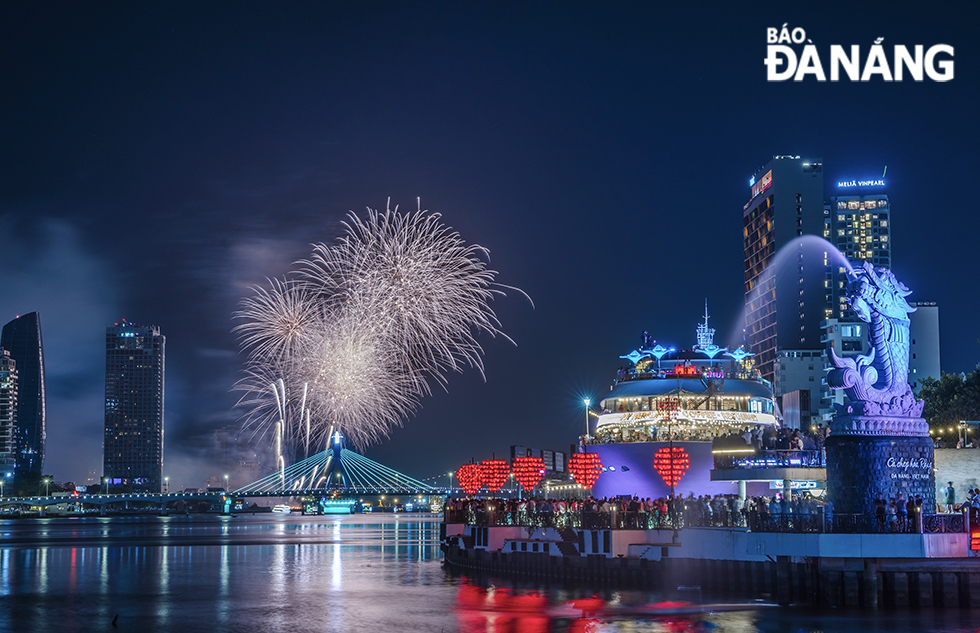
[1,4,977,487]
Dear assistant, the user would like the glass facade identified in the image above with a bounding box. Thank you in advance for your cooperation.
[0,349,17,472]
[824,194,891,320]
[742,157,825,383]
[0,312,46,475]
[104,324,165,492]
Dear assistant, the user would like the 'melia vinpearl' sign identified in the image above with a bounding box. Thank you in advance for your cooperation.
[765,24,954,82]
[838,179,885,188]
[887,456,932,481]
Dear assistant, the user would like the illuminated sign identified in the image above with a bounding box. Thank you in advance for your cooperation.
[837,179,885,188]
[598,409,777,428]
[751,170,772,198]
[887,456,932,481]
[769,480,819,490]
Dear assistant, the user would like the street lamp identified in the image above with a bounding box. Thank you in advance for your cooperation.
[164,477,169,494]
[584,398,591,439]
[224,474,229,491]
[447,471,453,493]
[40,477,50,497]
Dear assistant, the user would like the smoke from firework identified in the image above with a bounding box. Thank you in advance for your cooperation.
[234,203,527,455]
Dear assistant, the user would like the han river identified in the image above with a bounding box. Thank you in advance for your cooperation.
[1,514,978,632]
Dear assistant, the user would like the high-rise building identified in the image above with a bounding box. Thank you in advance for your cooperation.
[104,323,165,492]
[818,318,872,422]
[908,301,942,389]
[0,349,17,472]
[1,312,47,474]
[773,349,824,425]
[743,156,825,383]
[824,181,891,320]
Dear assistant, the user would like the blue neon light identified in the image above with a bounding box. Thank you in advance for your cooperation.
[725,347,754,362]
[619,350,644,364]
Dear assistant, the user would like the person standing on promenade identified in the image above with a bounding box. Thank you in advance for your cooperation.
[944,482,956,513]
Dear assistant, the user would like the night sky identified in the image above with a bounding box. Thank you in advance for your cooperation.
[2,3,977,489]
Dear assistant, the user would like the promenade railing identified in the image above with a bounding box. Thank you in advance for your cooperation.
[446,506,968,535]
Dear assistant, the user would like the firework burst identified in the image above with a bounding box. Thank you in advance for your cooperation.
[234,202,528,457]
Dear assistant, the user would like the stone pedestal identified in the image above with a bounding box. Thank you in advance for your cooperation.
[826,416,935,515]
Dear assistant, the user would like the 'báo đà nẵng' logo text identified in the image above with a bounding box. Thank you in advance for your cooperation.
[765,24,954,82]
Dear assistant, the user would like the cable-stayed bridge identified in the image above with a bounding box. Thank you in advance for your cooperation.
[233,447,442,497]
[0,446,444,516]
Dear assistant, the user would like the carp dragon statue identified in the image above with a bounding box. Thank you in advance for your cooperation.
[827,263,926,434]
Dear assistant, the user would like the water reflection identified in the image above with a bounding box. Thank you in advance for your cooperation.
[454,581,719,633]
[0,514,448,633]
[2,515,974,633]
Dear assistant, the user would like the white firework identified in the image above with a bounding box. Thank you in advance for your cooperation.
[295,315,420,449]
[233,277,319,364]
[298,206,516,390]
[234,202,528,455]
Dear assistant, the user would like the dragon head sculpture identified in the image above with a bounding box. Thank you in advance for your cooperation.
[846,262,915,324]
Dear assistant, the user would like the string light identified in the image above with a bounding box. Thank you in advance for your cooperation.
[480,459,509,493]
[456,463,483,495]
[512,456,546,490]
[568,453,603,488]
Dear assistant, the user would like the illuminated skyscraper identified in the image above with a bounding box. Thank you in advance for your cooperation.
[0,349,17,473]
[104,323,165,492]
[824,180,891,320]
[0,312,46,474]
[742,156,825,383]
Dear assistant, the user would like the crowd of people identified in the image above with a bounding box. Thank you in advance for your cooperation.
[712,424,830,451]
[445,492,837,532]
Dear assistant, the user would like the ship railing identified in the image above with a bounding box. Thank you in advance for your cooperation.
[616,369,759,384]
[749,511,968,534]
[445,507,968,534]
[713,449,826,470]
[444,508,747,530]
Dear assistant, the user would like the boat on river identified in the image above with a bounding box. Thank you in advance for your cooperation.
[587,305,780,499]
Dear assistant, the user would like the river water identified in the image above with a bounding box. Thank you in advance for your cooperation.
[1,514,977,632]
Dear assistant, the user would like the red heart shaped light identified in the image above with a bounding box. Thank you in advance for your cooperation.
[653,446,690,487]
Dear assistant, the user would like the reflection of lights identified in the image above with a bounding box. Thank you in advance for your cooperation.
[326,521,342,589]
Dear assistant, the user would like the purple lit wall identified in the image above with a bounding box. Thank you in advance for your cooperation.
[588,442,770,500]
